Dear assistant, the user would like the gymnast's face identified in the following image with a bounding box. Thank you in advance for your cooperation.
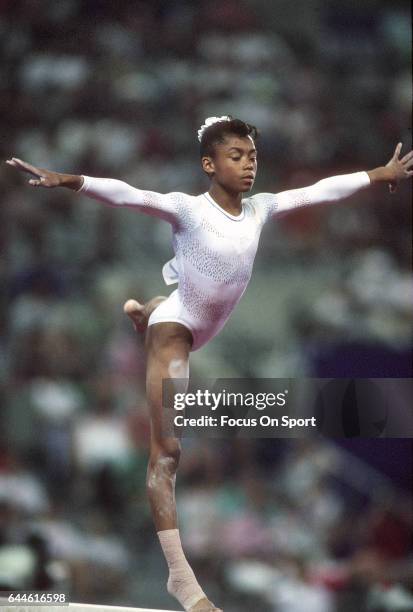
[202,134,257,193]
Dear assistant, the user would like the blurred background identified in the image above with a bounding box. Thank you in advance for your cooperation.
[0,0,412,610]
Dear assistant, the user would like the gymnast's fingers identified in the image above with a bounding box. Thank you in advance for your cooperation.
[6,157,43,177]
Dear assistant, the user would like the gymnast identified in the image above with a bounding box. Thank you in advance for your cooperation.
[6,116,413,612]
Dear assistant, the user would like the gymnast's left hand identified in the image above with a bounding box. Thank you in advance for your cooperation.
[5,157,83,190]
[5,157,64,187]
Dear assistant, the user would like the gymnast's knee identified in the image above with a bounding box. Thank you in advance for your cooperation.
[148,439,181,477]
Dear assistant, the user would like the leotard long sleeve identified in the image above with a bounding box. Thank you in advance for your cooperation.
[79,176,188,227]
[78,171,370,350]
[251,171,371,219]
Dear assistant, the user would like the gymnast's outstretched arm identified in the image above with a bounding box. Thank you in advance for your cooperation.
[258,142,413,217]
[5,157,184,227]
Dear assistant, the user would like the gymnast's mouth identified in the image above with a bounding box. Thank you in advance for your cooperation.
[241,175,255,181]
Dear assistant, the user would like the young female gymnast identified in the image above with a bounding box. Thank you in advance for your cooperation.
[6,116,413,612]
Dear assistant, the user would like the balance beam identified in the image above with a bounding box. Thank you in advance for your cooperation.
[0,603,178,612]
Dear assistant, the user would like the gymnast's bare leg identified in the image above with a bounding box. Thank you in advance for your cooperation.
[124,298,222,612]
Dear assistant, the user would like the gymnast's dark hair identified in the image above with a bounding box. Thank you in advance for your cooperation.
[199,117,259,158]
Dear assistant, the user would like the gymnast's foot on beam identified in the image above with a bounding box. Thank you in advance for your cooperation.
[165,562,222,611]
[123,296,166,333]
[188,597,223,611]
[166,588,222,612]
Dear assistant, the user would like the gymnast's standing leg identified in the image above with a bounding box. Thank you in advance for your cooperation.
[125,299,222,612]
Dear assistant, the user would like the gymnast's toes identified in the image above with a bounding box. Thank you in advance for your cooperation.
[189,598,222,611]
[123,298,146,332]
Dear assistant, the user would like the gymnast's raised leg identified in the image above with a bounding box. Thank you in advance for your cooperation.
[124,299,222,612]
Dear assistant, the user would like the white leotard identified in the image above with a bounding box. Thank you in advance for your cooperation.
[78,171,370,350]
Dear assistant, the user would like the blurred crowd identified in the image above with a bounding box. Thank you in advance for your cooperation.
[0,0,412,610]
[1,435,412,611]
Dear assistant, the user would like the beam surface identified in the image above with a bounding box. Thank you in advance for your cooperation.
[0,602,178,612]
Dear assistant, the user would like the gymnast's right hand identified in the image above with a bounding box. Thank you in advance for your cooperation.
[5,157,84,191]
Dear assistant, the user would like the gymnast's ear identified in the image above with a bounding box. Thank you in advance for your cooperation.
[201,156,215,177]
